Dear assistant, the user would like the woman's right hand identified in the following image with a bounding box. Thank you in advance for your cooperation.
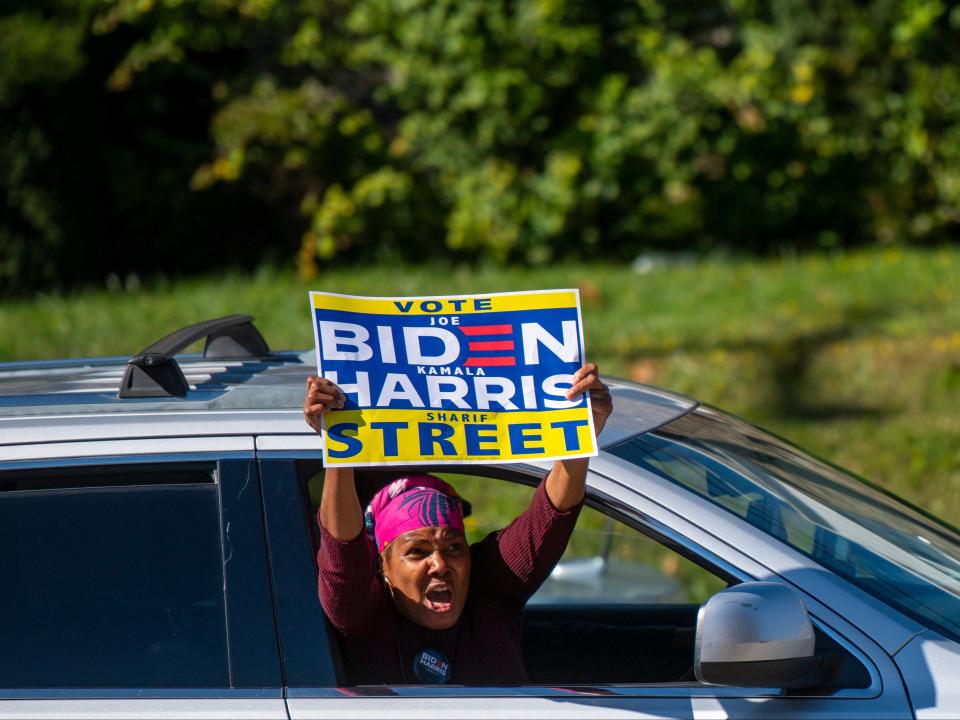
[303,376,345,433]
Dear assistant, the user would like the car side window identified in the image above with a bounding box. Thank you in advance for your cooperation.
[442,474,727,605]
[534,505,729,606]
[0,464,230,689]
[522,504,729,684]
[446,474,731,684]
[307,468,730,686]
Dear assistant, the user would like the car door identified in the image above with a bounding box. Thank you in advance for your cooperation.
[582,453,916,719]
[257,451,913,720]
[0,438,285,720]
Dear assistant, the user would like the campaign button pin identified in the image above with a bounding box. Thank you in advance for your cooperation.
[413,648,451,684]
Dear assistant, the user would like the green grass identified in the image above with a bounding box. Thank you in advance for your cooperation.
[2,246,959,526]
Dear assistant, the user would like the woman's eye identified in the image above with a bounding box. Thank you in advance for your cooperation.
[445,543,462,554]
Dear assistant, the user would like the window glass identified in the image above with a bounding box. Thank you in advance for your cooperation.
[0,465,229,688]
[532,505,727,605]
[608,407,960,644]
[436,473,725,604]
[437,472,531,543]
[314,470,726,606]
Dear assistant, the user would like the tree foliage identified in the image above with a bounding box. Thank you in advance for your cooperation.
[2,0,959,290]
[1,3,89,290]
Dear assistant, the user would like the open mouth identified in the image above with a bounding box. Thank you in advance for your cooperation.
[424,586,453,613]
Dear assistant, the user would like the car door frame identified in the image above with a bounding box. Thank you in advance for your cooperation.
[0,437,287,720]
[256,447,914,719]
[587,451,917,717]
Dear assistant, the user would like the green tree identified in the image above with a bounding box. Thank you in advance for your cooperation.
[2,0,959,290]
[0,4,89,291]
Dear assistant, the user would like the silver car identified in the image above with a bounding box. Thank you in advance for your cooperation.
[1,314,957,719]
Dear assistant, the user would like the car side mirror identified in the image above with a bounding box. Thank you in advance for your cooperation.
[694,582,838,689]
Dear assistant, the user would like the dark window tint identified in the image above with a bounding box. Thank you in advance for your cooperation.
[0,465,229,688]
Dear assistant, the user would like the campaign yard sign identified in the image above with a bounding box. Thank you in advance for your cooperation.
[309,289,597,467]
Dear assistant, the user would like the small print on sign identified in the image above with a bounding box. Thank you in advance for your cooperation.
[309,289,596,467]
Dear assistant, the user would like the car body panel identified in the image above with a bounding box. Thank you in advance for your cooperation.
[590,451,927,656]
[258,454,912,719]
[0,410,304,446]
[285,688,913,720]
[893,630,960,719]
[0,698,288,720]
[0,353,309,411]
[574,469,913,712]
[0,353,696,449]
[2,332,956,719]
[0,435,255,462]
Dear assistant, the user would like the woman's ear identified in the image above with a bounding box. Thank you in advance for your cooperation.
[379,550,395,593]
[381,568,398,602]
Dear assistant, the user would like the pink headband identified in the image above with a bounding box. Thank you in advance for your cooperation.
[364,474,469,554]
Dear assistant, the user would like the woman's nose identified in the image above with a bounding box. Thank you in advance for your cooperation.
[428,551,449,575]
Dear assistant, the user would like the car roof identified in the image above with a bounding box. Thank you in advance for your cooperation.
[0,350,313,415]
[0,317,697,448]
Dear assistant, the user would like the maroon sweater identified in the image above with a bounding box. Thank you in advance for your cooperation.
[317,481,581,685]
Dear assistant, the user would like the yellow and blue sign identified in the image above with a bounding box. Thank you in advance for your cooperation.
[309,289,596,467]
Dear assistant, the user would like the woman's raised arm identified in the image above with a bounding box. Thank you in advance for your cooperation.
[304,376,363,541]
[544,363,612,511]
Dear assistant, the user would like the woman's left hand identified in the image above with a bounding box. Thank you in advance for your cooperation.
[565,363,613,436]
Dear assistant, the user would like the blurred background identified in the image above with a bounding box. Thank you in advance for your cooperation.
[1,0,958,523]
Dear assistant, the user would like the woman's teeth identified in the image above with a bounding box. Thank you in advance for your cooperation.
[426,588,453,612]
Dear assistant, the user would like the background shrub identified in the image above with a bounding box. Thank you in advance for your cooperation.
[2,0,959,291]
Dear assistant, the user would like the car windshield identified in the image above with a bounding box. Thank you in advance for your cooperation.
[607,406,960,643]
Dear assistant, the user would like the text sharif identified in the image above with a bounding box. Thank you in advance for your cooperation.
[317,319,581,410]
